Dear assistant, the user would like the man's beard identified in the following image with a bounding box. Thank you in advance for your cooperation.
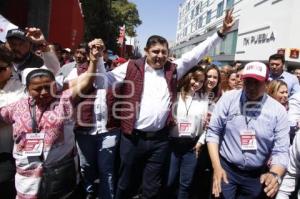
[13,51,30,63]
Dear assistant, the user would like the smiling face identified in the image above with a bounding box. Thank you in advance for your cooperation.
[145,43,169,69]
[206,68,219,91]
[275,85,288,106]
[189,71,205,93]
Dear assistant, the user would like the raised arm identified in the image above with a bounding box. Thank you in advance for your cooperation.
[94,59,129,89]
[176,9,235,79]
[69,38,103,103]
[26,27,60,75]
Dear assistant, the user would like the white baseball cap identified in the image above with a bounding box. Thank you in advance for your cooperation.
[242,62,268,82]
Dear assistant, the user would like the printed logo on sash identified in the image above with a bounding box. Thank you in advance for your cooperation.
[240,129,257,151]
[23,133,45,157]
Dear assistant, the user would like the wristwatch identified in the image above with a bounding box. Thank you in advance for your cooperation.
[217,30,226,39]
[269,171,282,184]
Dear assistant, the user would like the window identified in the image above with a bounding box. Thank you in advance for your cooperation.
[206,10,212,24]
[211,30,238,56]
[191,9,195,19]
[195,5,199,16]
[199,2,203,13]
[197,16,203,29]
[217,1,224,18]
[193,21,197,32]
[226,0,234,9]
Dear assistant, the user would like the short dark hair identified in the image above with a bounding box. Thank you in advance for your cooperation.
[269,53,285,64]
[76,42,89,53]
[145,35,169,51]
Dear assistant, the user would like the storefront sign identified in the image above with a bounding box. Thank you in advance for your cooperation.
[243,32,275,46]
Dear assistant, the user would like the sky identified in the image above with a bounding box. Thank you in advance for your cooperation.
[129,0,184,52]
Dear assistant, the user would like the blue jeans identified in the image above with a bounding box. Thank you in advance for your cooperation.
[220,157,266,199]
[115,130,170,199]
[76,129,120,199]
[167,138,198,199]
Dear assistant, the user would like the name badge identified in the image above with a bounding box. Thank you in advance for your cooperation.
[178,118,194,137]
[240,129,257,151]
[23,133,45,157]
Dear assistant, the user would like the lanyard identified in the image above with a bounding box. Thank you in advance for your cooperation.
[29,99,48,133]
[244,116,252,129]
[184,94,195,116]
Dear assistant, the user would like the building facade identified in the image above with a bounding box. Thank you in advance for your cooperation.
[172,0,300,68]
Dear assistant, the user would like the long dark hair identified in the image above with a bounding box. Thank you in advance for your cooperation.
[178,66,206,101]
[204,64,222,102]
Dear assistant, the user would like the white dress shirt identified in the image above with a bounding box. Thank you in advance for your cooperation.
[95,33,221,131]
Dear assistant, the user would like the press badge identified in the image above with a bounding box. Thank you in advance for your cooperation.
[240,129,257,151]
[23,133,45,157]
[178,118,194,137]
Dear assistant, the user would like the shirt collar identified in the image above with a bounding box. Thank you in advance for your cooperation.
[240,90,267,117]
[270,71,285,80]
[144,62,164,73]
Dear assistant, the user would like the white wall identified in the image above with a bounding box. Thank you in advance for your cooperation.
[235,0,300,62]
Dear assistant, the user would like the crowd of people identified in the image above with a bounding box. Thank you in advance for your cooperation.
[1,9,300,199]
